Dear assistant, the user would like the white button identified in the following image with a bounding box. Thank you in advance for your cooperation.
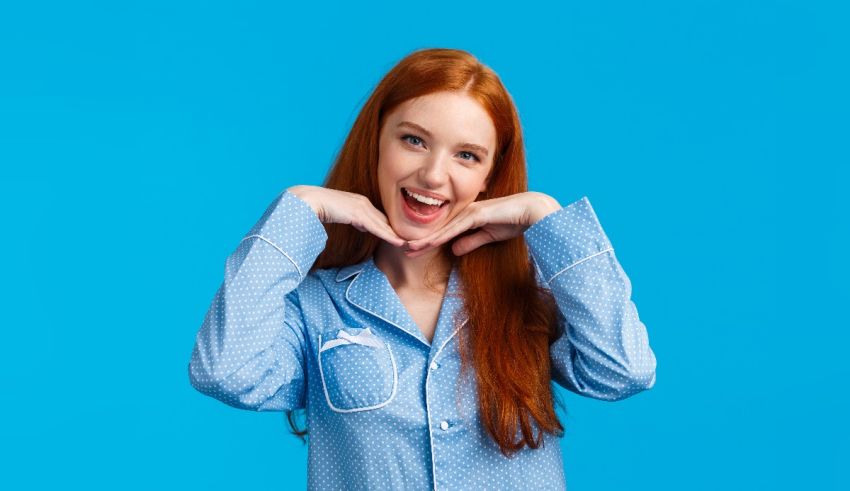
[430,361,439,370]
[440,421,449,431]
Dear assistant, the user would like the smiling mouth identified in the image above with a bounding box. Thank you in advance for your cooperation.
[401,188,449,209]
[400,188,450,218]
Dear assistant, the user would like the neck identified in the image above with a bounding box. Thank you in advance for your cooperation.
[374,241,453,294]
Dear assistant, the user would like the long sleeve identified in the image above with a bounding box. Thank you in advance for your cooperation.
[188,190,328,411]
[524,196,656,401]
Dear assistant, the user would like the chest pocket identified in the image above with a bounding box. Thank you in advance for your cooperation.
[318,327,398,412]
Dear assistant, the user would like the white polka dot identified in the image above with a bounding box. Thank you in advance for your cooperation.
[188,190,657,489]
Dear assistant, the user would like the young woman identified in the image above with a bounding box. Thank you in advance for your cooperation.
[189,48,657,490]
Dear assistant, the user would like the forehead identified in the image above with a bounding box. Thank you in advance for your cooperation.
[384,92,496,148]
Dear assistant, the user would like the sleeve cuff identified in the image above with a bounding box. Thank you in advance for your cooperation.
[242,190,328,278]
[523,195,614,284]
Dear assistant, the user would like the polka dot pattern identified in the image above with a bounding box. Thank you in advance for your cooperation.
[317,327,397,411]
[524,196,658,400]
[189,190,657,490]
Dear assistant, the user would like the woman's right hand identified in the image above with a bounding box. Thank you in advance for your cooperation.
[287,185,407,248]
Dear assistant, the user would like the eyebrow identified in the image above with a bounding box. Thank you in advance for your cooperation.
[397,121,490,157]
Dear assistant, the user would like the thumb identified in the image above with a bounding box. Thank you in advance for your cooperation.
[451,230,495,256]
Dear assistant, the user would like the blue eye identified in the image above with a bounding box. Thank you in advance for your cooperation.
[401,134,423,146]
[401,134,481,163]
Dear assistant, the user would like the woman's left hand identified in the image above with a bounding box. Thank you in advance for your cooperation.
[403,192,562,257]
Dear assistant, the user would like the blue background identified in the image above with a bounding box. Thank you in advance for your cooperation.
[1,1,847,489]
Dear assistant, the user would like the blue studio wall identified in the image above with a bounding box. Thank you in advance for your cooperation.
[1,1,847,489]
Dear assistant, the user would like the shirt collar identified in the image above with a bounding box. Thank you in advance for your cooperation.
[335,255,465,349]
[335,261,364,282]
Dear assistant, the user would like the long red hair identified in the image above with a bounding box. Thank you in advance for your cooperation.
[287,47,565,457]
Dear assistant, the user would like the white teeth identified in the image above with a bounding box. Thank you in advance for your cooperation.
[404,188,445,207]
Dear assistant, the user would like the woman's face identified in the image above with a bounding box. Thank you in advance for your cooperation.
[377,91,496,241]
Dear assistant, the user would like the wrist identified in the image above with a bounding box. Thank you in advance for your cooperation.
[526,193,562,225]
[287,185,324,221]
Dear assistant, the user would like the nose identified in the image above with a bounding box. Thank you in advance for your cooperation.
[417,152,450,189]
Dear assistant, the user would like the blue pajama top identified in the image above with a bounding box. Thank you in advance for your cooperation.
[188,190,657,490]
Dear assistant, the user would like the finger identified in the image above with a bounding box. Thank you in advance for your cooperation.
[368,216,406,247]
[367,209,407,247]
[352,201,404,247]
[404,246,433,258]
[451,230,495,256]
[408,207,474,250]
[406,230,470,257]
[403,236,443,257]
[350,213,395,246]
[367,210,407,247]
[420,210,478,251]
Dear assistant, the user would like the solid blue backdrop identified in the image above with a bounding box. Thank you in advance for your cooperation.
[1,1,847,489]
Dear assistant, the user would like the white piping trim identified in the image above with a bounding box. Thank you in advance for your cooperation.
[317,331,398,413]
[335,267,364,282]
[434,319,468,362]
[546,247,613,285]
[344,270,431,349]
[241,234,304,282]
[424,317,469,491]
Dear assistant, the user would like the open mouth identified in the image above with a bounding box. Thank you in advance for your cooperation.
[401,187,449,218]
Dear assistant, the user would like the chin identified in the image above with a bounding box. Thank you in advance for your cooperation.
[392,224,427,241]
